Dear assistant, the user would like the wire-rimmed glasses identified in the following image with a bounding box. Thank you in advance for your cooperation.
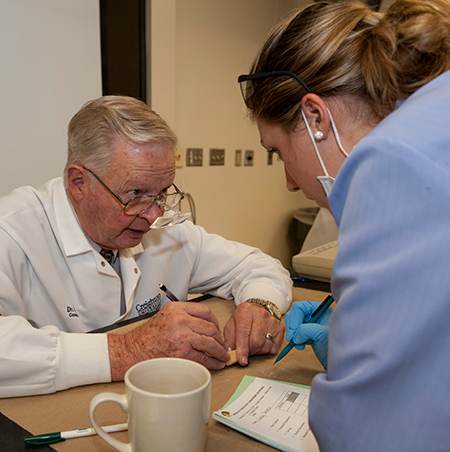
[83,166,191,229]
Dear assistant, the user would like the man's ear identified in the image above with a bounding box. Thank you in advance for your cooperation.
[66,165,86,201]
[301,93,331,140]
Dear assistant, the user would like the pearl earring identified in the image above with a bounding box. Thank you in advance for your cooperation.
[314,131,324,141]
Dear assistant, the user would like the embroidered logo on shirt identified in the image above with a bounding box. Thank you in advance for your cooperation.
[136,293,161,316]
[67,306,79,318]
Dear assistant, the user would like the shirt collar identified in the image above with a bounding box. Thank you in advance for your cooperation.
[53,178,93,257]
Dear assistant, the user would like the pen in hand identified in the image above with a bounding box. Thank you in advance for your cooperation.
[159,283,180,301]
[274,294,334,364]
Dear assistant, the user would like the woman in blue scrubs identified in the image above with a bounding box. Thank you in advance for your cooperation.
[238,1,450,451]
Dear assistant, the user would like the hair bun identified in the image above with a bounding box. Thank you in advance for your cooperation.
[384,0,450,98]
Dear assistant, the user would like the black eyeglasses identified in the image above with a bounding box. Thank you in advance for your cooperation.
[83,167,184,216]
[238,70,310,107]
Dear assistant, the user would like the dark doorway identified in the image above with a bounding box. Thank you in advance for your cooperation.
[100,0,147,102]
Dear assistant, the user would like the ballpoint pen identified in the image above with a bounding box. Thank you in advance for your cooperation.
[159,283,180,301]
[24,422,128,445]
[274,294,334,364]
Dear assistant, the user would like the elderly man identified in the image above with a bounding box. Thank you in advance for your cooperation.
[0,96,292,397]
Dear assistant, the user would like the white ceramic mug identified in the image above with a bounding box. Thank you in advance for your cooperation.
[90,358,211,452]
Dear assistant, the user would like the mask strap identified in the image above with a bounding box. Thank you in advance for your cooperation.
[327,108,349,157]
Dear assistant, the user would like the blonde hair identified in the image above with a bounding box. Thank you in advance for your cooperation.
[65,95,177,182]
[244,0,450,129]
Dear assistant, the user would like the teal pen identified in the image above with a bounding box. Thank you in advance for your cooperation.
[274,294,334,364]
[24,422,128,445]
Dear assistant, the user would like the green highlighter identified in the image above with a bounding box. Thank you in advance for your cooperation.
[274,294,334,364]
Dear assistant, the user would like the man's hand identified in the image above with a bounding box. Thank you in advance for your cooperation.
[108,302,230,381]
[223,302,285,366]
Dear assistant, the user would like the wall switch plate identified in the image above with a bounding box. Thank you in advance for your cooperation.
[235,149,242,166]
[244,150,254,166]
[209,148,225,166]
[175,147,185,168]
[186,148,203,166]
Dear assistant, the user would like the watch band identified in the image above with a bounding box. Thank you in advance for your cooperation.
[244,298,282,320]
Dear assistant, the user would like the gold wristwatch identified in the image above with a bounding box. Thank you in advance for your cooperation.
[245,298,282,321]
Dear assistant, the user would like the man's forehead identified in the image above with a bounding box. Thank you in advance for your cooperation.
[106,145,173,187]
[111,136,173,156]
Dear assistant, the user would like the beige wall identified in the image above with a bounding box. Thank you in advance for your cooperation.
[0,0,101,195]
[150,0,316,269]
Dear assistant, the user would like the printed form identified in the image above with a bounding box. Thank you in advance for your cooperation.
[213,376,319,452]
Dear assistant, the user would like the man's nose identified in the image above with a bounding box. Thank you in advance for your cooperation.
[137,202,164,224]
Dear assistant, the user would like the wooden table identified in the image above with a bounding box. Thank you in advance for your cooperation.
[0,287,328,452]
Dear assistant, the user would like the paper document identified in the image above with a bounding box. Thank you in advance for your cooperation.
[213,376,319,452]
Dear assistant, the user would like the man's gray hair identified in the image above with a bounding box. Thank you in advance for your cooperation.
[64,95,178,185]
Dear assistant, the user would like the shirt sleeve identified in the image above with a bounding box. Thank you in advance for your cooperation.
[310,137,450,451]
[179,222,292,313]
[0,228,111,398]
[0,316,111,398]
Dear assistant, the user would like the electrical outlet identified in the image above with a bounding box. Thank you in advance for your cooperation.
[186,148,203,166]
[209,148,225,166]
[244,150,254,166]
[235,150,242,166]
[175,147,185,168]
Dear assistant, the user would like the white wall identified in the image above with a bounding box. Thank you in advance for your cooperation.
[0,0,102,196]
[151,0,316,268]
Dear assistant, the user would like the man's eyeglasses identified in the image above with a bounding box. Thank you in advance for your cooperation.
[238,71,310,107]
[83,167,191,228]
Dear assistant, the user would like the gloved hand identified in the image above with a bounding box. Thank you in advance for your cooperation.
[285,300,332,371]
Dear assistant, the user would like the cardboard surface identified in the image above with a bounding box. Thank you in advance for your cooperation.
[1,287,328,452]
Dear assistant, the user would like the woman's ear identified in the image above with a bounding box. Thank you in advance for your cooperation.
[301,94,331,140]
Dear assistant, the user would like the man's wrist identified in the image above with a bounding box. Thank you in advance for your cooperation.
[244,298,282,320]
[108,334,136,381]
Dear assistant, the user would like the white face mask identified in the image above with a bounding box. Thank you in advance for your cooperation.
[301,108,349,197]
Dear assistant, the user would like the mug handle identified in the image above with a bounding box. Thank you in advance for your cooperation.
[90,392,131,452]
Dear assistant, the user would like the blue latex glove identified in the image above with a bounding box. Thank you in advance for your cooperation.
[285,300,333,371]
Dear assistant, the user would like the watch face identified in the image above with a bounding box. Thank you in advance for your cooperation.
[264,301,281,320]
[246,299,281,320]
[271,305,282,320]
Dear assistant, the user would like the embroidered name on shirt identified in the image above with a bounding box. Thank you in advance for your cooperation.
[136,293,161,316]
[67,306,79,317]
